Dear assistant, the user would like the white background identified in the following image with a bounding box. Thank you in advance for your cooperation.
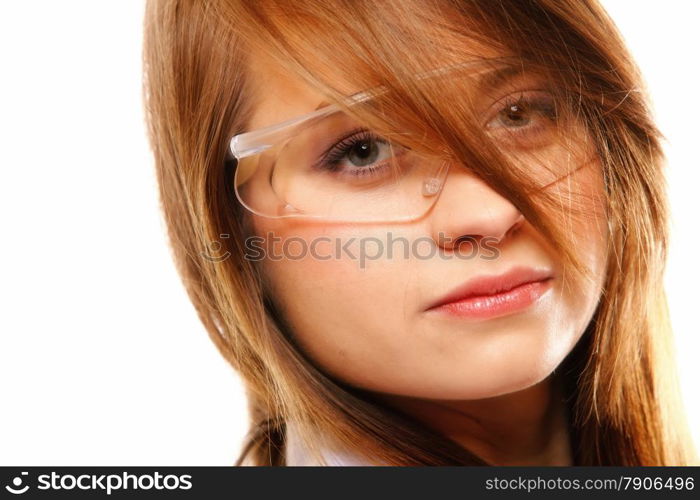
[0,1,697,464]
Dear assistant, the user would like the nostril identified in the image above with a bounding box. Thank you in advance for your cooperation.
[452,234,480,250]
[506,214,526,238]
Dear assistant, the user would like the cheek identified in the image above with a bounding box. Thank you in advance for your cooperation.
[514,160,608,387]
[550,158,609,306]
[254,219,424,379]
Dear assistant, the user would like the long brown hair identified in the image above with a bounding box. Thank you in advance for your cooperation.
[142,0,696,465]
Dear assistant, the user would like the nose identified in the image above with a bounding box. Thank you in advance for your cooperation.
[429,164,525,251]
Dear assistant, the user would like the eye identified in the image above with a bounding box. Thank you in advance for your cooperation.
[484,91,557,148]
[345,136,388,167]
[494,100,533,128]
[316,129,397,175]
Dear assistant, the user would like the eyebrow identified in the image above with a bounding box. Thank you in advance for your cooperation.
[314,100,331,111]
[476,65,524,90]
[312,64,522,111]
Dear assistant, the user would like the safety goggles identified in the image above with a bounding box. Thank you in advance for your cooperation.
[228,57,574,222]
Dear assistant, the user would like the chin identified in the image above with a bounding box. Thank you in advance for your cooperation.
[375,359,556,401]
[420,342,569,401]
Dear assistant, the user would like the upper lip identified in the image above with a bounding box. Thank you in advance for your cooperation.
[425,266,554,310]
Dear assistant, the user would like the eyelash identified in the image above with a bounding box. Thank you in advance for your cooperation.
[315,90,558,176]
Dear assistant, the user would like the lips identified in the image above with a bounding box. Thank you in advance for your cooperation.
[425,266,554,320]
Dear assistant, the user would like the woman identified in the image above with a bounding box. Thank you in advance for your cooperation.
[142,0,696,465]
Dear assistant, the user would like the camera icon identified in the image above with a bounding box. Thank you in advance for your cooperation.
[5,472,29,495]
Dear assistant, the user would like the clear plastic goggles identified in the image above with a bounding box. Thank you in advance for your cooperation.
[229,58,582,222]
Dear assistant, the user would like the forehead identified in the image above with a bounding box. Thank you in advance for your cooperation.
[242,45,534,135]
[244,51,343,132]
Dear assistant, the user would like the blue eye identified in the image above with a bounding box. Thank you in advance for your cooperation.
[317,129,395,176]
[342,135,389,167]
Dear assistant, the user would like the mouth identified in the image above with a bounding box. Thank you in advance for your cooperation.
[425,266,554,320]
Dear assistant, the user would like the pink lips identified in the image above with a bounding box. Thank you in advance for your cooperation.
[425,266,554,320]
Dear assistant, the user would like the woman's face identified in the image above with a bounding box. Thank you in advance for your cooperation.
[242,54,608,400]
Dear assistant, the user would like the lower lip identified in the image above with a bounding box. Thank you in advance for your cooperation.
[429,278,553,320]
